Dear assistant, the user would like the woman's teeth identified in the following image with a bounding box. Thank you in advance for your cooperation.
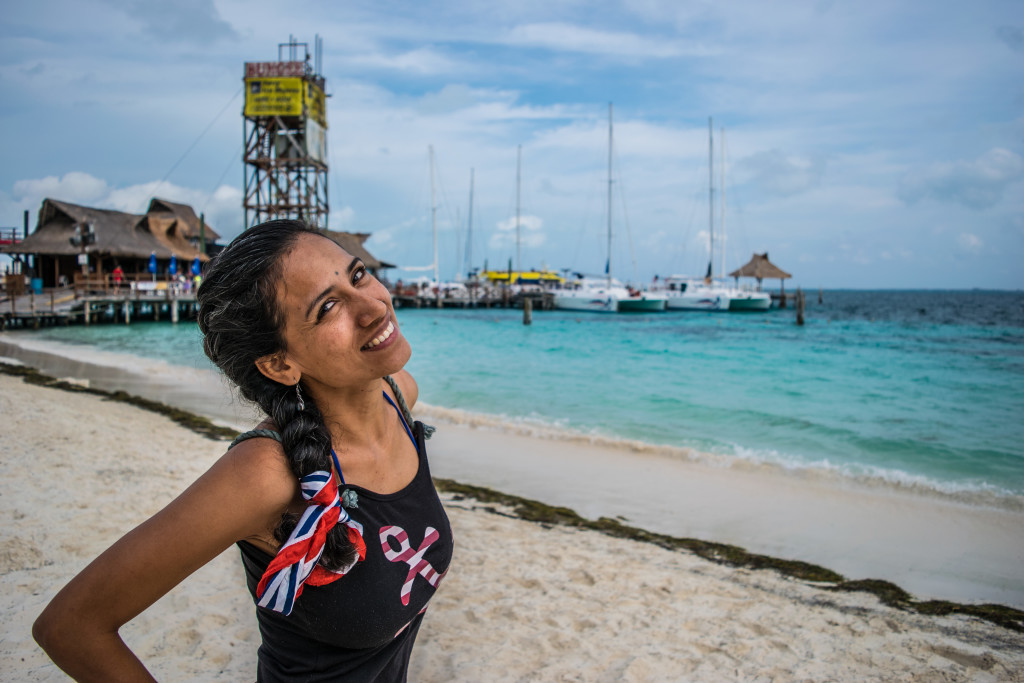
[364,321,395,349]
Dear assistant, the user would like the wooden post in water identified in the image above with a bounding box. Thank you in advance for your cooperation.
[796,287,805,326]
[818,287,823,304]
[84,301,91,326]
[171,295,179,323]
[523,297,533,325]
[124,300,131,325]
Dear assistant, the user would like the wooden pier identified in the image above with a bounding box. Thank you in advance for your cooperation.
[1,287,199,330]
[392,290,555,310]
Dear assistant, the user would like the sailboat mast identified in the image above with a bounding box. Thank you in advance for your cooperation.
[430,145,439,307]
[708,117,714,280]
[720,127,726,281]
[466,167,474,279]
[516,145,522,275]
[607,102,614,287]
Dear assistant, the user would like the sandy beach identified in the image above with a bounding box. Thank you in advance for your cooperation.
[2,367,1024,681]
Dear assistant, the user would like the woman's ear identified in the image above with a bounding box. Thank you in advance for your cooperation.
[255,352,299,386]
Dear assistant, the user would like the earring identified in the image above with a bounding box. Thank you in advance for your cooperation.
[295,383,305,412]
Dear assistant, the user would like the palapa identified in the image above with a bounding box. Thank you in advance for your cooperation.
[728,253,791,281]
[0,197,221,287]
[319,229,395,275]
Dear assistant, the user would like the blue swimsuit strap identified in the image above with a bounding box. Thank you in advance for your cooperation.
[330,390,417,484]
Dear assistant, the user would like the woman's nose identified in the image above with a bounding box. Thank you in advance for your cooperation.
[355,289,388,327]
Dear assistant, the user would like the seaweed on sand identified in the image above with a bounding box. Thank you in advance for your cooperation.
[433,478,1024,633]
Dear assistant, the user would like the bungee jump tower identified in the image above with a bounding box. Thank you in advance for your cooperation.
[242,36,329,229]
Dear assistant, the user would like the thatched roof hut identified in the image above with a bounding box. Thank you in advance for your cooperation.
[0,198,220,287]
[728,253,792,291]
[320,229,396,276]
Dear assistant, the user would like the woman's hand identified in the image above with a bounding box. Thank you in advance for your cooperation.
[33,439,296,681]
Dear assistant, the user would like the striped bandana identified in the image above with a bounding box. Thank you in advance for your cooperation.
[256,470,367,615]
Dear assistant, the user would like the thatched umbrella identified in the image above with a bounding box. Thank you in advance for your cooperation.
[728,253,792,293]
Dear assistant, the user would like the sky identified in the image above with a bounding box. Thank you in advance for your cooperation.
[1,0,1022,289]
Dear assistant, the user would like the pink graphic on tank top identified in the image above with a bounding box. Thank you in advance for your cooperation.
[380,525,447,606]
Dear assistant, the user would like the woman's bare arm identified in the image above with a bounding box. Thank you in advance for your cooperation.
[33,439,295,682]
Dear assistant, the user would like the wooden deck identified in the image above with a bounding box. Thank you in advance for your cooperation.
[1,288,199,330]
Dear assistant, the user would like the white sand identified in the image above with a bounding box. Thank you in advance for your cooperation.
[4,333,1024,610]
[2,373,1023,681]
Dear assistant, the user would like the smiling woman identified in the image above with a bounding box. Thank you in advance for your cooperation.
[31,220,453,682]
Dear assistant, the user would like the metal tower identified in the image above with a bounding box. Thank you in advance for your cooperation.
[243,36,329,229]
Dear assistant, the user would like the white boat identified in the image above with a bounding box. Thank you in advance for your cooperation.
[555,274,666,313]
[659,119,770,312]
[655,275,770,312]
[554,103,666,314]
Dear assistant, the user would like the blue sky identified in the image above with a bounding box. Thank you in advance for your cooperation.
[1,0,1022,288]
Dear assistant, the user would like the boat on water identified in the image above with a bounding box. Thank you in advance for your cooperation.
[657,119,770,312]
[655,275,770,312]
[554,273,666,313]
[554,103,667,314]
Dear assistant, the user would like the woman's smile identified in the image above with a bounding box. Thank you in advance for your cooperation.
[361,319,396,351]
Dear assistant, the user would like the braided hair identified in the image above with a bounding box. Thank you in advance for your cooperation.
[197,219,358,571]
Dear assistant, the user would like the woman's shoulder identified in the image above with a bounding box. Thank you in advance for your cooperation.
[216,424,296,511]
[385,370,418,409]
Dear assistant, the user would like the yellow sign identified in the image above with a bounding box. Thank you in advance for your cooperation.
[307,82,327,127]
[244,77,303,118]
[244,77,327,127]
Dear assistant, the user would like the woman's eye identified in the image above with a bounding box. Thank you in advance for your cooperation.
[316,300,335,322]
[353,267,367,284]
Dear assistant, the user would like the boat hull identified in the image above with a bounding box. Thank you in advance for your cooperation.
[553,293,618,313]
[727,294,771,311]
[618,296,667,312]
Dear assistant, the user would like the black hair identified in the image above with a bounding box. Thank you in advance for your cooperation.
[197,219,358,570]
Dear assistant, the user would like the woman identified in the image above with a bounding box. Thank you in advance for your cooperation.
[33,220,453,681]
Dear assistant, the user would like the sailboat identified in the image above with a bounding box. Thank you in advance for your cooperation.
[554,104,666,313]
[661,119,770,312]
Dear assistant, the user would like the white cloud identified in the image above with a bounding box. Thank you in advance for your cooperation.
[504,22,695,59]
[735,150,827,196]
[4,172,243,240]
[14,172,109,205]
[958,232,983,253]
[104,0,238,44]
[333,206,356,229]
[898,148,1024,210]
[344,48,463,76]
[490,214,545,249]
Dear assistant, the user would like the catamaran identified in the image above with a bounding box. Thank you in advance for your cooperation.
[553,104,666,313]
[659,119,770,312]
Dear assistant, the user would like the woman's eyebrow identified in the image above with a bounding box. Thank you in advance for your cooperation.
[304,258,363,319]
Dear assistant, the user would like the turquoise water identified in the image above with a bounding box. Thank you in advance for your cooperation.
[11,290,1024,499]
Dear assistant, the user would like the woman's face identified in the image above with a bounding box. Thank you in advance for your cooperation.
[268,232,411,396]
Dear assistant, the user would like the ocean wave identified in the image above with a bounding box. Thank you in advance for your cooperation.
[7,330,1023,513]
[416,402,1024,512]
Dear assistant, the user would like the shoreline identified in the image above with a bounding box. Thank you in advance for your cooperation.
[3,330,1022,510]
[2,360,1023,631]
[2,368,1024,680]
[1,333,1023,610]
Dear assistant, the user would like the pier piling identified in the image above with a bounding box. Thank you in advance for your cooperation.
[796,288,805,326]
[523,297,533,325]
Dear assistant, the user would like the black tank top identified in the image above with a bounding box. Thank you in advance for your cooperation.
[238,417,453,682]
